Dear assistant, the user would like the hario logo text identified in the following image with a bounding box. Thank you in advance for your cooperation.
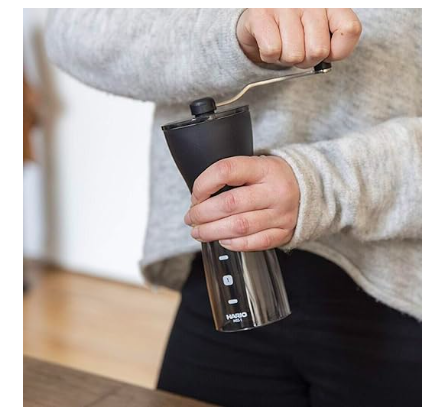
[226,312,248,321]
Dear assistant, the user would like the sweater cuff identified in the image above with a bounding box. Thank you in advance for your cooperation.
[265,145,325,251]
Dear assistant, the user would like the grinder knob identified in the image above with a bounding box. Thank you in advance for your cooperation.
[190,97,216,117]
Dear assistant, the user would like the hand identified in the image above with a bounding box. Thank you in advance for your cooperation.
[184,156,300,251]
[236,8,362,68]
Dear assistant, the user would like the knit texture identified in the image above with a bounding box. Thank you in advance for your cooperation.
[45,8,422,319]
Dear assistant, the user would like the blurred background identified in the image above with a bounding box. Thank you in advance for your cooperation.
[23,8,179,389]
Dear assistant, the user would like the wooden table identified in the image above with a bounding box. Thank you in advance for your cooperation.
[24,356,213,407]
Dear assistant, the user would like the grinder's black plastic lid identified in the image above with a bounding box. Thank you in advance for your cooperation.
[162,97,248,131]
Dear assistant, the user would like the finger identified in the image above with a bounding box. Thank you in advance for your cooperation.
[191,209,278,243]
[326,8,362,61]
[191,156,267,205]
[249,11,282,63]
[236,10,262,63]
[185,184,271,226]
[299,8,331,68]
[219,228,292,252]
[276,9,305,66]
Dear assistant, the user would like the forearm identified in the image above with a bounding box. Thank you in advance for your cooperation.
[268,117,422,248]
[45,8,292,104]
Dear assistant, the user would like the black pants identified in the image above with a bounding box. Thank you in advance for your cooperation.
[157,250,422,407]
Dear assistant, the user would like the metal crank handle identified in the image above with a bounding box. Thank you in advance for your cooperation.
[217,61,332,108]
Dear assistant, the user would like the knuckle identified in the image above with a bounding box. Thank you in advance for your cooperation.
[342,19,362,37]
[274,179,293,197]
[216,159,234,181]
[222,192,237,214]
[261,233,274,249]
[308,45,330,60]
[282,212,297,229]
[260,44,281,62]
[233,216,250,235]
[239,236,250,251]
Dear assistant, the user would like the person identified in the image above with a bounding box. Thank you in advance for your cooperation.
[45,8,422,406]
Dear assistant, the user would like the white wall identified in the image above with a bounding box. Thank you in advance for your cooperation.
[23,9,154,285]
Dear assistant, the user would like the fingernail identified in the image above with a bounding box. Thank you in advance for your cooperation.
[191,227,200,240]
[184,212,191,225]
[219,239,232,246]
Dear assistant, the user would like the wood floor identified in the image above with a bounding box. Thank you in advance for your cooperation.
[23,262,180,389]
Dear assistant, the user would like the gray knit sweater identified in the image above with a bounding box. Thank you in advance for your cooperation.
[45,8,422,320]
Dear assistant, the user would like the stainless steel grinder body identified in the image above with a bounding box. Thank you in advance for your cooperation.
[162,101,291,332]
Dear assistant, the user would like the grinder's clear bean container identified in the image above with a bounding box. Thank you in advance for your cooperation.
[162,99,291,332]
[202,242,290,331]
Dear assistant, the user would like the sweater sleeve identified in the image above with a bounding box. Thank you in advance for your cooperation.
[45,8,293,104]
[266,117,422,248]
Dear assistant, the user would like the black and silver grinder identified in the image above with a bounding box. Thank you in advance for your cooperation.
[162,62,332,332]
